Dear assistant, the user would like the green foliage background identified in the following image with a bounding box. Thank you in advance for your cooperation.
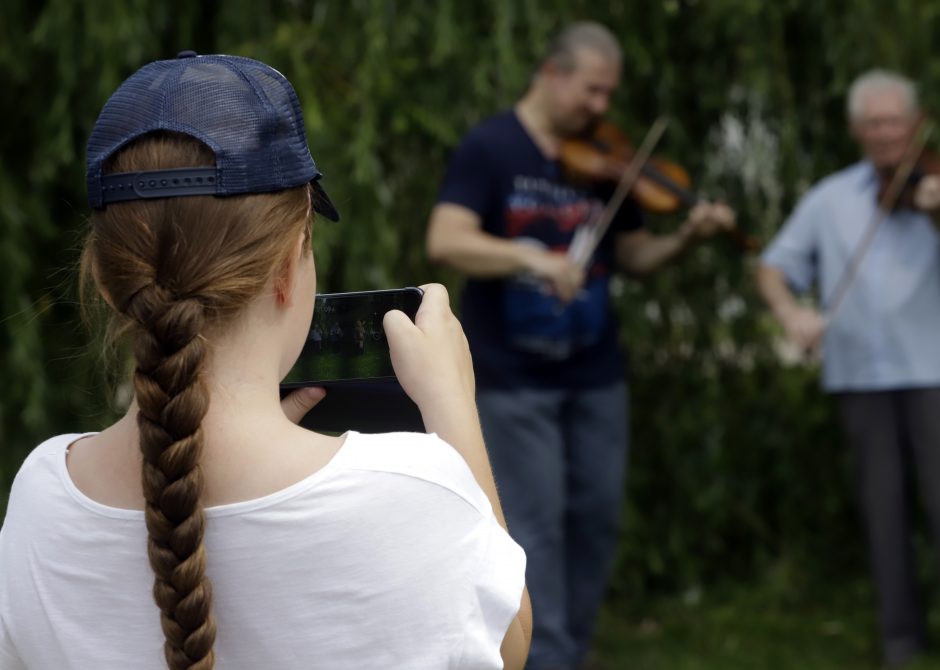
[2,0,939,603]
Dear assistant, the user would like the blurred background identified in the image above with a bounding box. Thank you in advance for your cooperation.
[3,1,940,667]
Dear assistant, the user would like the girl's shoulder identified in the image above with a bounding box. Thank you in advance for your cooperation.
[336,431,492,516]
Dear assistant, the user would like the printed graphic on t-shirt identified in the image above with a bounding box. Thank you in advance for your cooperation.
[503,176,610,359]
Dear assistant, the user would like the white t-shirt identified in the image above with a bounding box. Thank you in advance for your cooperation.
[0,431,526,669]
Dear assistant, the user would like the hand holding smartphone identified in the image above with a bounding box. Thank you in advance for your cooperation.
[281,287,424,432]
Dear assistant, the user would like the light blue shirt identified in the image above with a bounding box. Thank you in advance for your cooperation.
[762,161,940,392]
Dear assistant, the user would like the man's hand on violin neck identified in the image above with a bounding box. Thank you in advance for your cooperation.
[678,201,737,242]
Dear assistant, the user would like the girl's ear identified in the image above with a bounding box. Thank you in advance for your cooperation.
[273,230,308,307]
[273,256,296,307]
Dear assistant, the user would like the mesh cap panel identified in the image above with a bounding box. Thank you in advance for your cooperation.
[86,53,338,220]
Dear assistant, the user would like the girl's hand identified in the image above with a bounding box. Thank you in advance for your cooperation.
[383,283,475,417]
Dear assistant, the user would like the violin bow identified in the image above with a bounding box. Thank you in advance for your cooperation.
[568,117,670,269]
[823,118,934,323]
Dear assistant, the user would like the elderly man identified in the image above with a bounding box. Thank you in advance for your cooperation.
[758,70,940,668]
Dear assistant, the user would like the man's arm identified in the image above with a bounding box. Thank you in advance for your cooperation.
[427,202,585,303]
[756,264,824,351]
[615,201,736,275]
[427,203,541,277]
[614,227,690,275]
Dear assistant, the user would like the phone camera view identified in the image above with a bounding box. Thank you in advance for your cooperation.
[283,289,422,385]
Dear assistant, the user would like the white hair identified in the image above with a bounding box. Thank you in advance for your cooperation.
[847,69,918,121]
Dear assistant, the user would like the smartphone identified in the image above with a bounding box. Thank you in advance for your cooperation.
[282,287,424,386]
[280,287,426,433]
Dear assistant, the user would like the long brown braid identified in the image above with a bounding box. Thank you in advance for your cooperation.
[82,132,311,669]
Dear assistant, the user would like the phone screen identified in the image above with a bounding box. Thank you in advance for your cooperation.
[282,287,423,385]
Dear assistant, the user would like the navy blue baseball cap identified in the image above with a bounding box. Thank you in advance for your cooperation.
[86,51,339,221]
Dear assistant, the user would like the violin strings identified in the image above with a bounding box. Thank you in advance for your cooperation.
[569,117,670,269]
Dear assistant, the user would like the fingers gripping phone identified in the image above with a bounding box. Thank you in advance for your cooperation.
[281,287,424,433]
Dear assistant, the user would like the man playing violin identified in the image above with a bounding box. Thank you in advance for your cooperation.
[757,70,940,669]
[426,21,734,670]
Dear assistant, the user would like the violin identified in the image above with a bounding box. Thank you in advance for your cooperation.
[559,120,757,251]
[876,147,940,211]
[823,119,935,321]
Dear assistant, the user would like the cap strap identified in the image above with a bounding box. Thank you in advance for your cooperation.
[100,168,218,204]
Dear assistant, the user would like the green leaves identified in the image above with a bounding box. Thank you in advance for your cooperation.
[0,0,931,594]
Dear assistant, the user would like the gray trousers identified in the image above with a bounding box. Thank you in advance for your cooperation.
[837,387,940,666]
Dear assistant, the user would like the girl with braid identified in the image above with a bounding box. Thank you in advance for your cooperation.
[0,53,531,670]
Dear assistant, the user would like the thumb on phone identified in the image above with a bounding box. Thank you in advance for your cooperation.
[383,284,475,413]
[383,308,425,400]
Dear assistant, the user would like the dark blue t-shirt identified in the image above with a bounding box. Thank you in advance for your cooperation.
[437,111,644,390]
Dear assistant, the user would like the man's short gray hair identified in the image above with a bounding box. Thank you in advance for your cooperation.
[847,69,919,120]
[541,21,622,72]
